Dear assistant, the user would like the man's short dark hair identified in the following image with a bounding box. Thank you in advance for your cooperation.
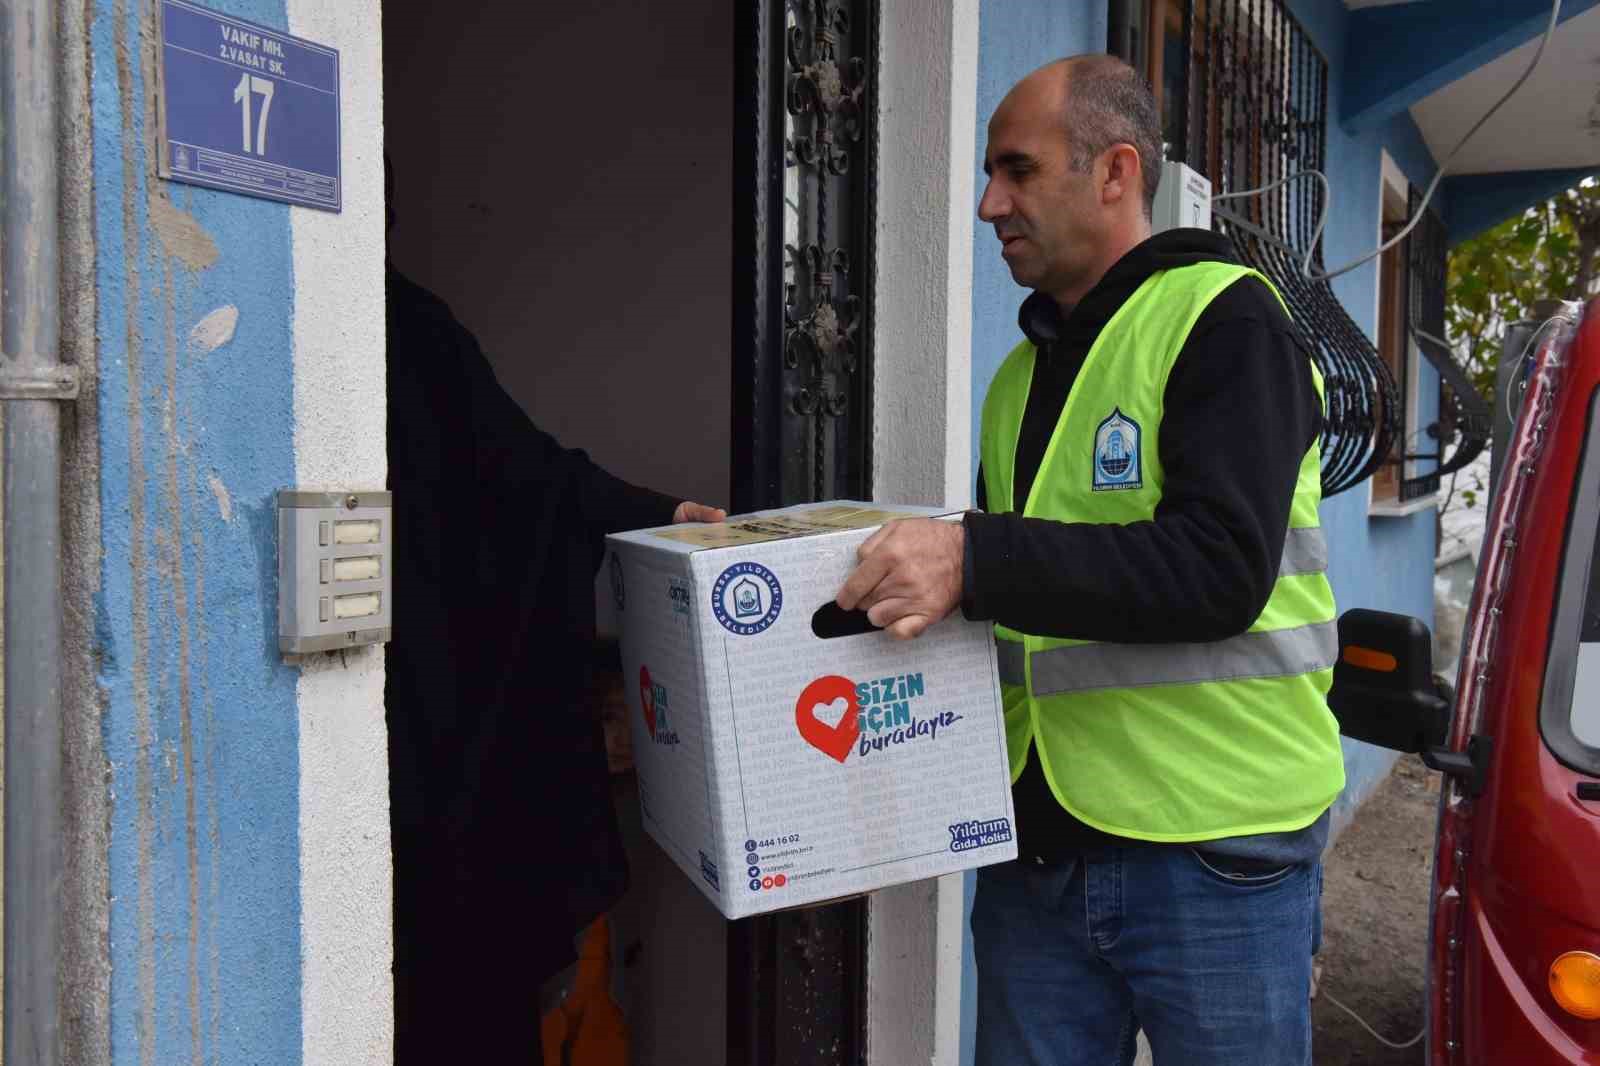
[1059,55,1164,220]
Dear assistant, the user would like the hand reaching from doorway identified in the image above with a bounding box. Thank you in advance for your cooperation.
[835,518,965,640]
[673,502,728,524]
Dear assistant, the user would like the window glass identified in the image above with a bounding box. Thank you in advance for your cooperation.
[1573,536,1600,748]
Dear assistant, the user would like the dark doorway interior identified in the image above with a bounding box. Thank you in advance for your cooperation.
[383,2,733,1062]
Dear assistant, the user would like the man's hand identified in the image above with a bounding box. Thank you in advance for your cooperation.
[835,518,965,640]
[674,501,728,524]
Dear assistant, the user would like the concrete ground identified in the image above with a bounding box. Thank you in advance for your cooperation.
[1311,754,1435,1064]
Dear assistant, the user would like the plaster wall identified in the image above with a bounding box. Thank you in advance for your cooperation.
[868,4,979,1063]
[89,1,391,1062]
[285,2,392,1062]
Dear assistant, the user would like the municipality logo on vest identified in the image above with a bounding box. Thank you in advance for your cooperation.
[1093,407,1142,491]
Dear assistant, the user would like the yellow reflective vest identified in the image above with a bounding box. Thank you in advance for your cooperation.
[978,262,1345,842]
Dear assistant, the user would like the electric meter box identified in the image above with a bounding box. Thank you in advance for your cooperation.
[1154,159,1212,234]
[278,490,393,654]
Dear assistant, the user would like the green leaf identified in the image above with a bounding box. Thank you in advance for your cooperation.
[1444,180,1600,414]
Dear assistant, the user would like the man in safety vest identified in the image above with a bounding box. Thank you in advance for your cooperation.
[835,54,1343,1065]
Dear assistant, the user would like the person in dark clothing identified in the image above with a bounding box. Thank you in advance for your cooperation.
[835,56,1342,1065]
[385,165,723,1062]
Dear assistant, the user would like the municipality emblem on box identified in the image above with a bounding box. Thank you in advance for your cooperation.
[712,561,782,635]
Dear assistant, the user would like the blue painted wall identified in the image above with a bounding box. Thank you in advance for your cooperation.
[1285,0,1439,832]
[960,1,1440,1061]
[93,1,303,1062]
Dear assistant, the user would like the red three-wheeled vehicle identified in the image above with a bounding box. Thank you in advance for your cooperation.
[1332,300,1600,1063]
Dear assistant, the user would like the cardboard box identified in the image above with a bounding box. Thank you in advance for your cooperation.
[605,501,1018,919]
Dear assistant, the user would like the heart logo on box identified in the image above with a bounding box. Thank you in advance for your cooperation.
[639,665,656,738]
[795,675,860,763]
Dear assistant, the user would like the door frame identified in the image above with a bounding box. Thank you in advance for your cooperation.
[731,1,978,1062]
[865,3,978,1063]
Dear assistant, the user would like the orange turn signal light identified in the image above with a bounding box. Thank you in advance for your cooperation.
[1341,645,1398,672]
[1550,951,1600,1020]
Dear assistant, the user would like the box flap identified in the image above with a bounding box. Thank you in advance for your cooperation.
[608,500,952,555]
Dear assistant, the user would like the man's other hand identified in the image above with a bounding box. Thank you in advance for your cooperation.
[674,501,728,524]
[835,518,964,640]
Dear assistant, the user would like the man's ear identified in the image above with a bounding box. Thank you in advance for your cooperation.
[1099,144,1143,209]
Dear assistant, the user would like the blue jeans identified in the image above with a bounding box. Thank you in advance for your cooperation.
[972,848,1322,1066]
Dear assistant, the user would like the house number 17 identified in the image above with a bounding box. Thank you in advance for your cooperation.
[232,73,275,155]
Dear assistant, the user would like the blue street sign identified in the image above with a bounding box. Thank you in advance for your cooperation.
[158,0,341,211]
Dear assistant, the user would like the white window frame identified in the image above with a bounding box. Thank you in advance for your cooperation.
[1368,149,1436,518]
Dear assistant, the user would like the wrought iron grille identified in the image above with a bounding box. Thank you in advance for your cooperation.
[735,0,874,513]
[732,1,874,1062]
[783,0,874,505]
[1405,185,1491,501]
[1169,0,1400,498]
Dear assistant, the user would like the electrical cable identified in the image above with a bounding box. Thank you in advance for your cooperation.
[1212,0,1566,283]
[1320,990,1426,1050]
[1496,315,1564,424]
[1422,307,1578,427]
[1210,170,1331,282]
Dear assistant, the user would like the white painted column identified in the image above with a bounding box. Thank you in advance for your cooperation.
[872,0,979,513]
[867,2,979,1064]
[285,2,392,1063]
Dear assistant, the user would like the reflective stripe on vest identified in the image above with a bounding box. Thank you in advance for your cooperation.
[995,639,1026,687]
[1279,526,1327,577]
[995,527,1330,687]
[1029,619,1337,696]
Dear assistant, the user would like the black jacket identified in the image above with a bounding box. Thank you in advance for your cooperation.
[962,229,1323,859]
[385,267,677,1058]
